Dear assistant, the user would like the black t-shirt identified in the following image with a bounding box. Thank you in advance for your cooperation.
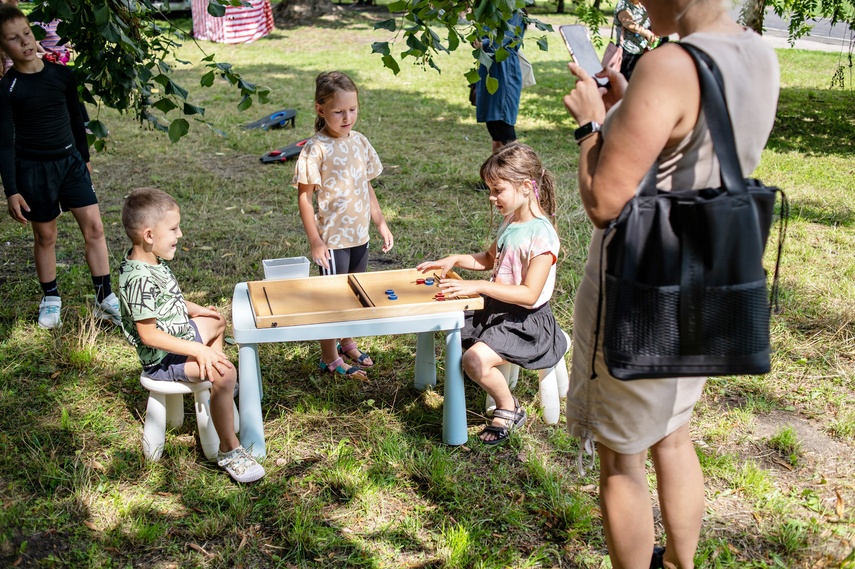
[0,62,90,197]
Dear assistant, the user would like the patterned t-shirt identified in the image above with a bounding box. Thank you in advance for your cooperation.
[291,130,383,249]
[613,0,651,55]
[492,215,560,309]
[118,253,194,368]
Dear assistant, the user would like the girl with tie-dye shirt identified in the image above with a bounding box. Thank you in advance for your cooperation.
[417,143,567,445]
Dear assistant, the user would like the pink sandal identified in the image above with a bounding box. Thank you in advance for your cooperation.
[337,342,374,368]
[319,357,368,381]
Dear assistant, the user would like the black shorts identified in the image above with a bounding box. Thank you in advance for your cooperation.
[318,243,369,276]
[486,121,517,144]
[16,152,96,223]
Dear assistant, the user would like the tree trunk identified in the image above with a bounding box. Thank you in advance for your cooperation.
[273,0,338,27]
[739,0,766,34]
[556,0,565,14]
[592,0,602,11]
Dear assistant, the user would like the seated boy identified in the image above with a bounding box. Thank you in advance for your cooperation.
[118,187,264,483]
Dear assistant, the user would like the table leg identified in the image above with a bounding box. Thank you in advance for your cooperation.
[238,343,266,459]
[414,332,436,391]
[442,328,468,446]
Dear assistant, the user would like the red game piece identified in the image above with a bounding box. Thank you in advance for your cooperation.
[416,278,425,284]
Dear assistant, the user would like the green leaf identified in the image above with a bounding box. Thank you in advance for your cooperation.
[207,2,227,17]
[152,98,179,113]
[167,118,189,143]
[87,120,110,139]
[371,42,391,56]
[237,94,253,111]
[536,37,548,52]
[388,0,408,11]
[464,69,481,84]
[93,139,106,152]
[183,103,205,116]
[374,19,397,32]
[381,54,401,75]
[486,75,498,94]
[495,47,509,63]
[166,79,189,100]
[200,70,215,87]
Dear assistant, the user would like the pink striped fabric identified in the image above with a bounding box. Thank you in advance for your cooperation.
[192,0,274,44]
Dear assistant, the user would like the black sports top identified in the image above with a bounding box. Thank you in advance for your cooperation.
[0,61,90,197]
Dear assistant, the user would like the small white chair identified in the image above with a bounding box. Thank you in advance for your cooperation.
[139,374,239,461]
[485,330,571,425]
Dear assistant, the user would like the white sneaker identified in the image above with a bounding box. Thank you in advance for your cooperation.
[94,292,121,325]
[217,446,265,483]
[38,296,62,329]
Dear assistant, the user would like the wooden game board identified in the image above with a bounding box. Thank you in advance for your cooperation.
[246,268,484,328]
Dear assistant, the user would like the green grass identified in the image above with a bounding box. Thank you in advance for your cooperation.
[1,10,854,568]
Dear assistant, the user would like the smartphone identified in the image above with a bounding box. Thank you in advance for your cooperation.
[559,24,609,87]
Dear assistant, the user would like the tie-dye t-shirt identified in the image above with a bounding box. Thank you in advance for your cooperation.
[118,253,194,367]
[491,215,560,309]
[292,131,383,250]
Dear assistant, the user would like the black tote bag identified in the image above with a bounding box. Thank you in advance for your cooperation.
[597,43,787,380]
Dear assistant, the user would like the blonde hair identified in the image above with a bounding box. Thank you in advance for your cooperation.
[313,71,358,133]
[121,187,179,242]
[480,143,558,227]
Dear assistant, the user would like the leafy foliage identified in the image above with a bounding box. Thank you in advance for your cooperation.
[28,0,270,146]
[372,0,553,88]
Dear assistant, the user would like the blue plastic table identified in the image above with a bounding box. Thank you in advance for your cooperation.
[231,282,470,458]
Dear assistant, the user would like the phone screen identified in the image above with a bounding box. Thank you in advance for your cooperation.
[559,25,609,87]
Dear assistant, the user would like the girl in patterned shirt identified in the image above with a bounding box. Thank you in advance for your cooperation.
[416,143,567,444]
[293,71,394,381]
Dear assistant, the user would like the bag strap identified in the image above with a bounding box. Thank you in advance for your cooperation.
[638,43,747,198]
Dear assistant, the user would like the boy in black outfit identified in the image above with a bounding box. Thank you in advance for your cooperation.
[0,4,119,329]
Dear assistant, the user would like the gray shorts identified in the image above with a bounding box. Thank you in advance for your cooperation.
[142,321,202,382]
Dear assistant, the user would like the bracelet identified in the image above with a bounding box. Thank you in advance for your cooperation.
[574,121,602,144]
[576,131,602,145]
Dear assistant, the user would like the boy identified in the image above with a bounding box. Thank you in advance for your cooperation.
[0,4,119,329]
[119,188,264,482]
[119,187,265,483]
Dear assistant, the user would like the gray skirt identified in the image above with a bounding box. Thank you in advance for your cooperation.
[462,297,567,370]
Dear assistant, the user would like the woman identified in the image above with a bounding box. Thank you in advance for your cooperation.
[475,10,525,153]
[614,0,658,80]
[563,0,779,566]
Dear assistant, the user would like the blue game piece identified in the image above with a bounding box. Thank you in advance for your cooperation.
[424,278,434,286]
[385,289,395,295]
[388,294,398,300]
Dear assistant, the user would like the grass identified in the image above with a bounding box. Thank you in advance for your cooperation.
[1,8,854,568]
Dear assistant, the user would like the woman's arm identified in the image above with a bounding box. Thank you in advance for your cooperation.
[564,44,701,227]
[617,10,657,42]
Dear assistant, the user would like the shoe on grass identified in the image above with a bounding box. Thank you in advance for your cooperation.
[38,296,62,329]
[94,292,121,325]
[217,445,265,483]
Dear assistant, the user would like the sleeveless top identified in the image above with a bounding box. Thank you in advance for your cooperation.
[566,29,780,457]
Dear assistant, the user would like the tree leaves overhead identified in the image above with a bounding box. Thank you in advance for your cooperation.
[29,0,269,145]
[373,0,553,84]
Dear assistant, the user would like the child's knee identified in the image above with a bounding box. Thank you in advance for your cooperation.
[82,220,105,242]
[462,350,483,379]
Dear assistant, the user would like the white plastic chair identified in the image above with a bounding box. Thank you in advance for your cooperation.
[485,330,571,425]
[139,374,239,461]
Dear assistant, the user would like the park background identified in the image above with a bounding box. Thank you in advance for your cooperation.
[0,1,853,567]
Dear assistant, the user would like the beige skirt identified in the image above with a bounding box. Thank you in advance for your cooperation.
[566,228,706,456]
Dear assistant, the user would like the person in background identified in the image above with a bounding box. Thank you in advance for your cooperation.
[563,0,779,564]
[614,0,658,80]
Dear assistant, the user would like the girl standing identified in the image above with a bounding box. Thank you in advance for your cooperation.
[293,71,394,381]
[417,143,567,444]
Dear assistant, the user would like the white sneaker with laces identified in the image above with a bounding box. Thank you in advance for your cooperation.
[217,445,265,483]
[38,296,62,329]
[94,292,121,325]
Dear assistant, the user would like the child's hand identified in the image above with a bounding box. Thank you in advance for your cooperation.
[6,194,31,224]
[311,242,331,271]
[379,225,394,253]
[194,344,234,382]
[416,257,456,278]
[439,278,483,299]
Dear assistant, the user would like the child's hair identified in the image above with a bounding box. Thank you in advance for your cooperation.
[0,4,26,32]
[121,187,179,242]
[313,71,358,133]
[480,143,558,226]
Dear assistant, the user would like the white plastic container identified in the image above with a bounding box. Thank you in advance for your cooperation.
[262,257,310,280]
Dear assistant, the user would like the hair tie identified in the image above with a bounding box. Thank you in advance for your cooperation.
[531,179,540,200]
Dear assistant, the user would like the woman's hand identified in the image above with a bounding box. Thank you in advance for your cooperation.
[416,256,457,278]
[564,63,627,122]
[311,242,331,270]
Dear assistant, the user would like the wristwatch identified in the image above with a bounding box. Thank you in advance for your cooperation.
[574,121,602,144]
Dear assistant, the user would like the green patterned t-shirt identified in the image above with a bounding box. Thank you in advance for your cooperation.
[118,252,194,367]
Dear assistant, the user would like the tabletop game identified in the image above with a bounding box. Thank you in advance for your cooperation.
[246,268,484,328]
